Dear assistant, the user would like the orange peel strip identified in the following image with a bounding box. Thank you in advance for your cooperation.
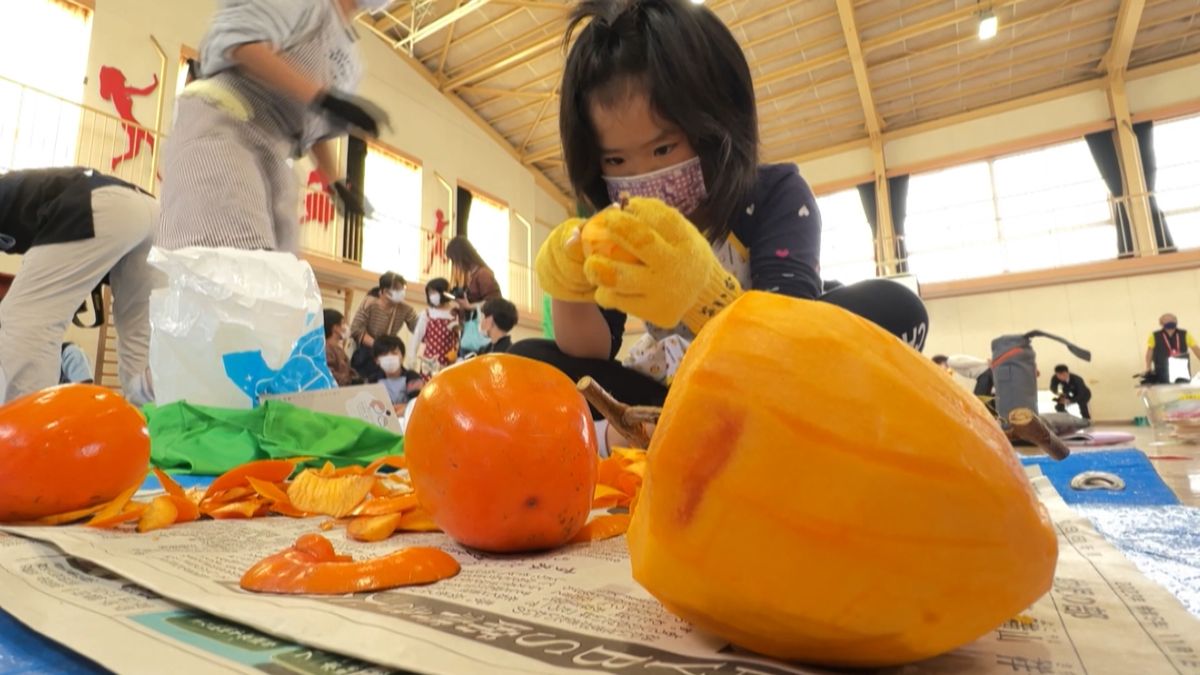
[137,495,179,533]
[347,513,405,542]
[240,534,459,594]
[86,484,141,528]
[203,459,306,501]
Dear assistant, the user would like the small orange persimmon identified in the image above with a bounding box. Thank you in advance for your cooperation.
[0,385,149,522]
[405,355,597,552]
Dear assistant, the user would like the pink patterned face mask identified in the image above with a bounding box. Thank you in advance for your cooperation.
[603,157,707,215]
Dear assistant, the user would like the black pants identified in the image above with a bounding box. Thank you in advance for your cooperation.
[511,279,928,419]
[1055,397,1091,419]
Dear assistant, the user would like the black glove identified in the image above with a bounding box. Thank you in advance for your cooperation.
[313,91,389,137]
[333,180,372,218]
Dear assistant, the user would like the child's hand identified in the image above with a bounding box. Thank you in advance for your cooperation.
[583,197,741,332]
[535,218,594,303]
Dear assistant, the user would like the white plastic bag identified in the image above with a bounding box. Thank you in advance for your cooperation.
[148,247,334,409]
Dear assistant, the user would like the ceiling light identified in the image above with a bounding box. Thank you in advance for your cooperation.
[978,10,998,40]
[690,0,705,5]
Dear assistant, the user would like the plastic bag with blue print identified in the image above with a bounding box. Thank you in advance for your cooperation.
[147,246,335,409]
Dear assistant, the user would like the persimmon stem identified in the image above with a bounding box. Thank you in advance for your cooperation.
[1007,408,1070,461]
[576,377,661,449]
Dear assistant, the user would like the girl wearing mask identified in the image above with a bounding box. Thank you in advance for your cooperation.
[515,0,928,452]
[408,278,461,376]
[156,0,390,253]
[350,271,416,382]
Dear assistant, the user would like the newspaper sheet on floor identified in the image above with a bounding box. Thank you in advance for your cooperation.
[0,532,398,674]
[2,476,1198,675]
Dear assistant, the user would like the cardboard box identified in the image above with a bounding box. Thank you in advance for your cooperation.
[261,384,403,435]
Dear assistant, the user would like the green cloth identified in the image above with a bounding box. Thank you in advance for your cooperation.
[144,400,403,475]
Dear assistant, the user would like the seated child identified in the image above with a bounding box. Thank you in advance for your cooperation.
[476,297,518,355]
[323,309,357,386]
[374,335,424,409]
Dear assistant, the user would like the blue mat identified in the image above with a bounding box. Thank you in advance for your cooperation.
[1020,449,1180,506]
[139,473,213,492]
[0,612,107,675]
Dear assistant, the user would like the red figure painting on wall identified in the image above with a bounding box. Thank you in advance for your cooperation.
[425,208,451,274]
[99,66,158,172]
[303,170,336,227]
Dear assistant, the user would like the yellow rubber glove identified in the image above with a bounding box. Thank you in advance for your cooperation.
[535,217,595,303]
[583,197,742,333]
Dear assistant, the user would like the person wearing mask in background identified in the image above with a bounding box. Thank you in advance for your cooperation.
[1146,313,1200,384]
[408,278,460,376]
[323,308,356,386]
[0,167,157,405]
[350,271,416,382]
[1049,364,1091,419]
[156,0,389,253]
[373,335,424,410]
[475,297,518,355]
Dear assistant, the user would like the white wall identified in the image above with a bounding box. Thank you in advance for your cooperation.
[924,267,1200,421]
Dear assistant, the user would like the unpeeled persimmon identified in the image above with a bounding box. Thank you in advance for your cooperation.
[405,354,598,552]
[0,384,150,522]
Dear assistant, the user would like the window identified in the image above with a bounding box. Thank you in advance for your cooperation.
[991,142,1114,271]
[361,146,422,280]
[0,0,92,171]
[464,191,511,297]
[904,141,1115,283]
[1153,114,1200,251]
[815,188,876,284]
[905,162,1002,283]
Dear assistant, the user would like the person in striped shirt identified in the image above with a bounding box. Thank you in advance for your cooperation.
[156,0,390,253]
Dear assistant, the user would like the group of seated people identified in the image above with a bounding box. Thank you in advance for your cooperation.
[321,268,520,412]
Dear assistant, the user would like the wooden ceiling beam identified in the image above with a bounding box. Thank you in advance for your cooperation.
[521,125,560,151]
[763,118,868,153]
[858,0,958,33]
[753,32,844,75]
[870,5,1116,93]
[1102,0,1147,74]
[436,0,464,77]
[444,20,563,83]
[472,71,561,109]
[861,0,1024,54]
[733,7,837,44]
[521,85,558,153]
[867,0,1086,70]
[458,85,554,99]
[760,95,862,130]
[490,92,556,125]
[489,0,571,10]
[443,36,561,90]
[880,53,1103,119]
[758,69,854,108]
[524,143,561,164]
[444,7,523,48]
[834,0,881,136]
[395,0,493,50]
[875,7,1198,110]
[756,49,847,88]
[872,33,1113,107]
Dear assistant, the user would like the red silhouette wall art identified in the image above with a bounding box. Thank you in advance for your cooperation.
[425,208,451,274]
[303,170,336,227]
[99,66,158,172]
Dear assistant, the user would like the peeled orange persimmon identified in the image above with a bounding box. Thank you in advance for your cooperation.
[405,354,598,552]
[0,384,150,522]
[581,213,640,264]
